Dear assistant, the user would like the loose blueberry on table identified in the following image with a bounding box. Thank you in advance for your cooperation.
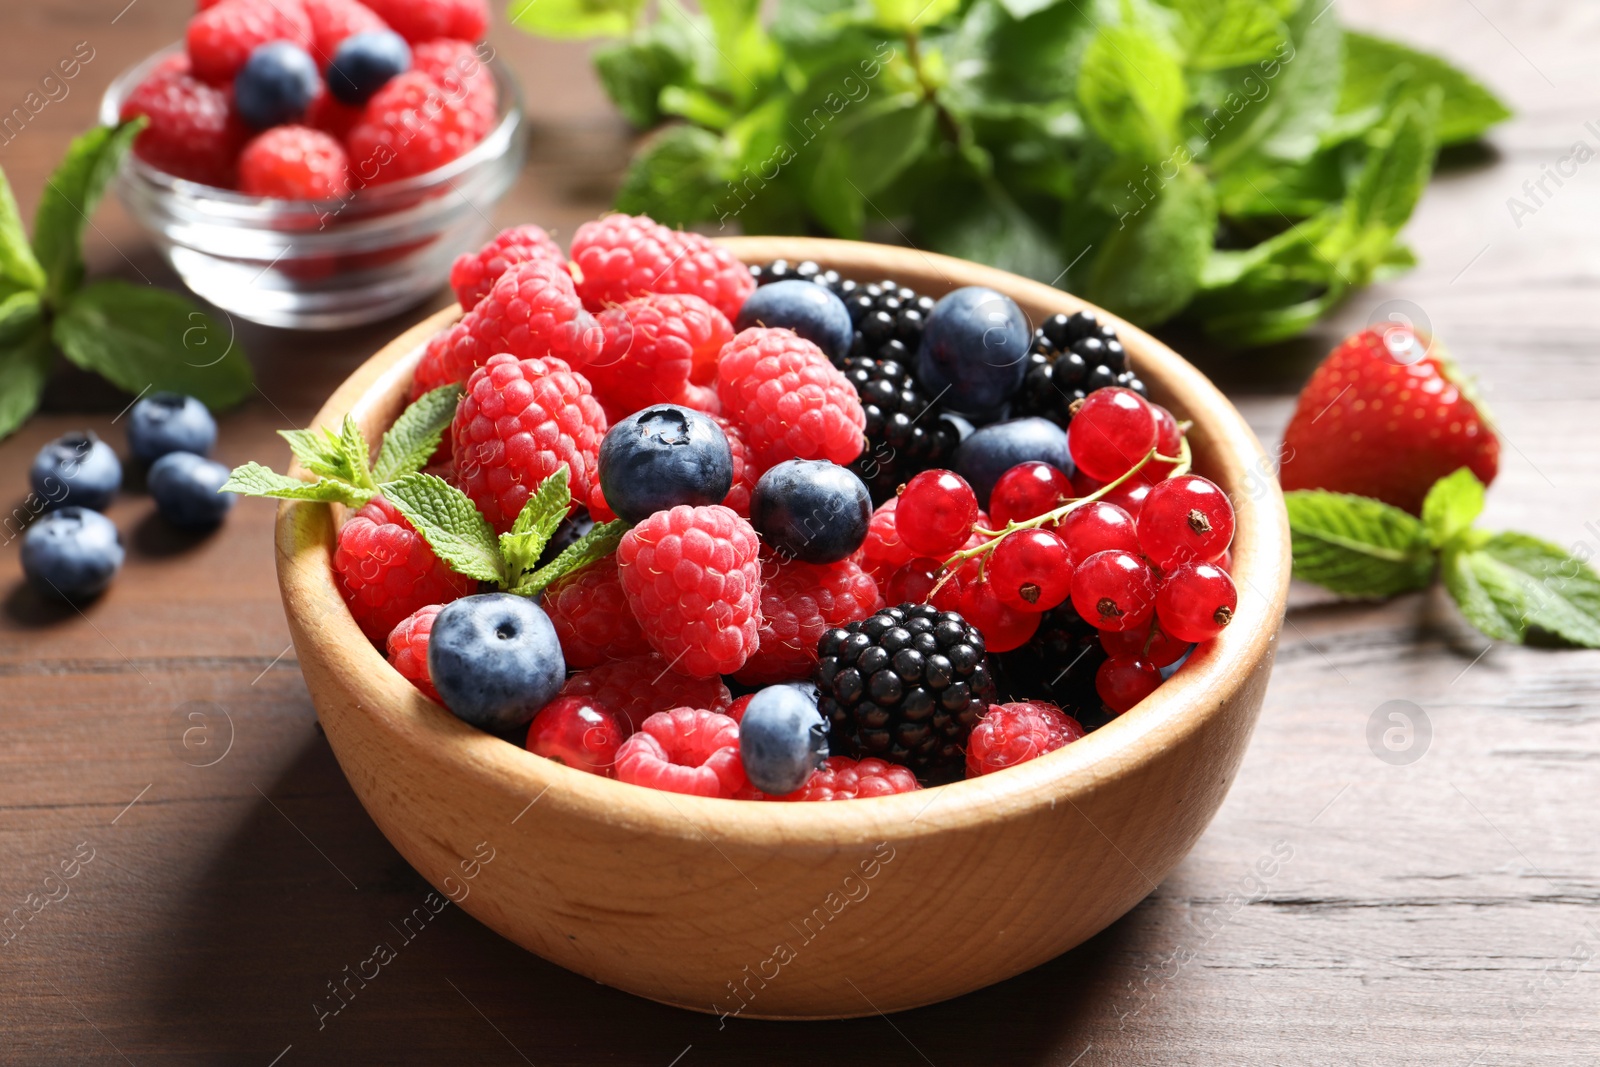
[226,213,1241,801]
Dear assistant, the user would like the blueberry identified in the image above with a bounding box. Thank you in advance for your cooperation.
[954,417,1074,509]
[735,280,854,362]
[148,452,237,529]
[598,405,733,524]
[325,30,411,106]
[21,508,124,602]
[234,42,320,128]
[127,392,217,462]
[30,431,122,512]
[428,594,566,732]
[537,508,593,567]
[915,286,1032,415]
[739,684,829,795]
[749,459,871,564]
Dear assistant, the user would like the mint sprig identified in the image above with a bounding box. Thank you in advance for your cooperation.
[1287,469,1600,648]
[0,120,254,439]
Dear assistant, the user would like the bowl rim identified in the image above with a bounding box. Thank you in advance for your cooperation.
[275,237,1291,848]
[98,41,525,215]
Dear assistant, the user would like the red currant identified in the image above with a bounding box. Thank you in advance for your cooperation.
[897,469,979,557]
[962,580,1042,652]
[886,557,943,604]
[1072,470,1103,498]
[526,695,626,776]
[1134,404,1184,484]
[1058,500,1139,566]
[1067,387,1158,481]
[1156,561,1237,643]
[1099,478,1151,518]
[1070,549,1158,632]
[989,462,1071,528]
[1096,657,1161,713]
[1137,475,1235,570]
[931,554,981,613]
[988,529,1073,612]
[1099,624,1190,667]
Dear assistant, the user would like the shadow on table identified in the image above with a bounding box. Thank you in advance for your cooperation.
[133,732,1141,1066]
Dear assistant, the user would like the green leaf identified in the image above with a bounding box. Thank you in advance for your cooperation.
[917,173,1066,284]
[1172,0,1288,72]
[805,96,935,236]
[872,0,959,30]
[0,292,54,439]
[0,166,45,294]
[1207,1,1342,169]
[1443,532,1600,648]
[499,468,572,584]
[52,279,252,409]
[219,462,376,506]
[1340,31,1511,145]
[506,0,644,39]
[513,519,629,597]
[594,36,694,127]
[381,472,505,584]
[1285,489,1437,598]
[614,125,733,229]
[337,414,377,491]
[1420,467,1485,548]
[1077,23,1186,163]
[281,425,356,482]
[32,119,144,303]
[1083,165,1216,325]
[373,385,460,484]
[1343,91,1438,237]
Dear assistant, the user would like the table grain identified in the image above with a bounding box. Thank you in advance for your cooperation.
[1,1,1597,1063]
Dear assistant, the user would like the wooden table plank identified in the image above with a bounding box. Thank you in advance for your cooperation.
[2,0,1598,1062]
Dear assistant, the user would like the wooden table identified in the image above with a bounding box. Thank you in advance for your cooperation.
[3,1,1597,1062]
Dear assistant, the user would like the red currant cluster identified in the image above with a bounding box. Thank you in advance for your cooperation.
[878,386,1238,716]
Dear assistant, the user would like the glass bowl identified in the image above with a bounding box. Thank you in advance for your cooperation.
[99,45,527,330]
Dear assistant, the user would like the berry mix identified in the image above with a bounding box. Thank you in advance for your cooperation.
[239,212,1239,801]
[119,0,494,197]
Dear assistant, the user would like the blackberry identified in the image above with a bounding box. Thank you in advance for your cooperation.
[993,605,1114,731]
[816,602,997,783]
[842,356,961,504]
[750,262,933,366]
[1012,310,1148,428]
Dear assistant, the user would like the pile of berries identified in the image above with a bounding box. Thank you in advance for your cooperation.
[120,0,494,197]
[308,212,1239,802]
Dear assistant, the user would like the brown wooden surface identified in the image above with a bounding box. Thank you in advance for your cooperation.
[0,1,1596,1063]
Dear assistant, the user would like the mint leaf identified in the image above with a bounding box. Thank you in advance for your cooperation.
[0,167,45,294]
[0,292,54,439]
[614,125,731,227]
[335,414,376,491]
[594,10,703,127]
[1444,532,1600,648]
[1173,0,1287,72]
[1208,1,1342,169]
[499,468,572,583]
[32,119,144,303]
[52,279,252,409]
[1421,468,1485,548]
[507,0,644,39]
[373,384,461,483]
[220,462,376,506]
[381,472,504,583]
[1340,31,1511,146]
[514,519,629,597]
[1285,489,1436,597]
[804,96,934,237]
[1084,166,1216,326]
[1077,24,1185,163]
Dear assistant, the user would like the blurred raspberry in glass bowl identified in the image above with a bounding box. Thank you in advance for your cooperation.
[99,40,525,330]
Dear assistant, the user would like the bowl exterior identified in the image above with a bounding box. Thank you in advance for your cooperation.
[275,241,1290,1018]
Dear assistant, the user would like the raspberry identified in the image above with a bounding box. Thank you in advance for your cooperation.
[616,505,763,678]
[725,693,755,723]
[711,415,756,516]
[614,708,753,798]
[735,557,881,685]
[569,213,754,320]
[412,258,602,397]
[120,55,247,188]
[965,701,1085,777]
[306,90,364,141]
[852,497,913,585]
[714,328,865,468]
[772,756,920,801]
[559,653,732,733]
[335,497,475,643]
[186,0,313,85]
[363,0,489,43]
[542,557,651,669]
[386,602,443,702]
[303,0,386,58]
[410,38,496,126]
[345,70,490,184]
[238,125,349,199]
[451,353,608,532]
[450,224,564,311]
[588,293,734,418]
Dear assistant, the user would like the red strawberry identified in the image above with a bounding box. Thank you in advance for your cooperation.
[1278,326,1499,514]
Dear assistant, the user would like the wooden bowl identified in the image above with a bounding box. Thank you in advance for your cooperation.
[274,238,1291,1019]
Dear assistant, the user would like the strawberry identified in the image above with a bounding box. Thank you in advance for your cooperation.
[1277,326,1499,515]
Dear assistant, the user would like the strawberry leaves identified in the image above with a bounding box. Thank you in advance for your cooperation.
[1287,469,1600,648]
